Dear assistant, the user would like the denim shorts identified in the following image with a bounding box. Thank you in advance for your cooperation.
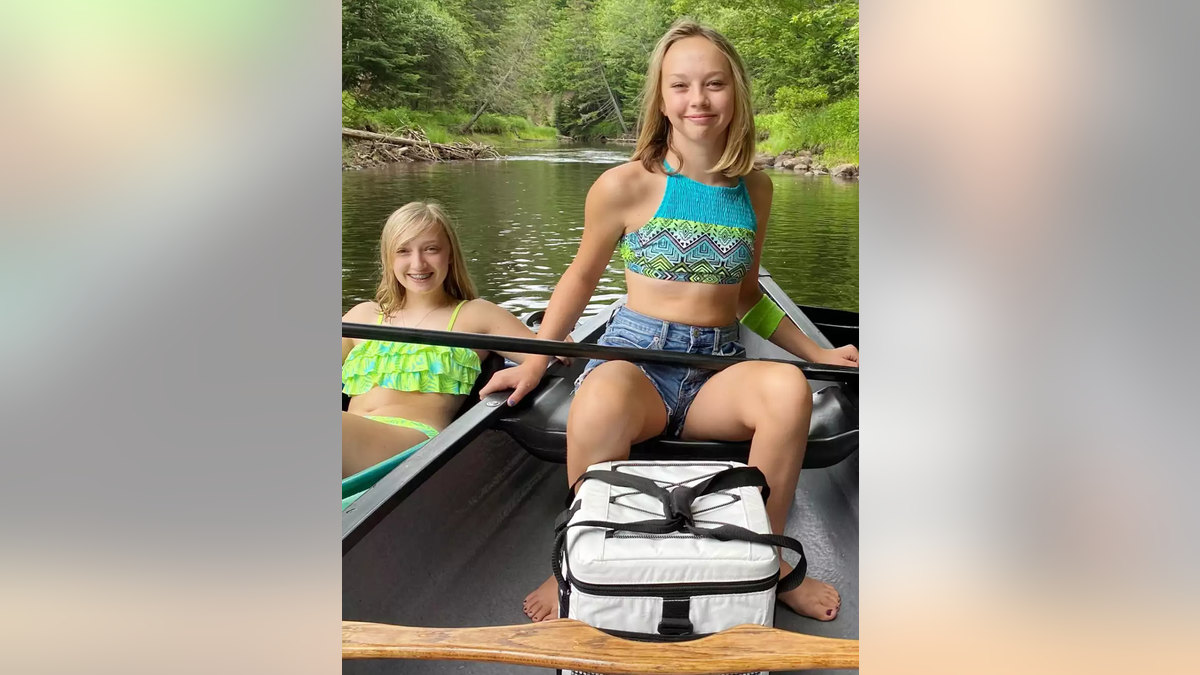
[573,305,745,437]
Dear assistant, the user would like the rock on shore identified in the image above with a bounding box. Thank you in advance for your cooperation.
[754,150,857,179]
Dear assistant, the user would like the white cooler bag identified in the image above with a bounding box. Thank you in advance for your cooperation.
[553,460,807,646]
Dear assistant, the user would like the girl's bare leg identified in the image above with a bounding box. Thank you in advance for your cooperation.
[523,361,668,621]
[681,362,840,621]
[341,412,434,478]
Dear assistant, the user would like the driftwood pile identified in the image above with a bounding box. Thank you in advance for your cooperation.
[598,134,637,146]
[342,127,500,170]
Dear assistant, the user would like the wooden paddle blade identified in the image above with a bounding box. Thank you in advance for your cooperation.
[343,619,859,673]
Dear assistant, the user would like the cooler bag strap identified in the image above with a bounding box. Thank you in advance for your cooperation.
[553,502,581,534]
[565,469,672,509]
[552,517,679,586]
[690,466,772,503]
[551,517,807,592]
[550,516,807,624]
[564,466,769,514]
[555,466,807,594]
[690,523,808,593]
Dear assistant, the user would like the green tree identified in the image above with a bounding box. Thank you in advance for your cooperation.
[541,0,640,138]
[462,0,556,131]
[671,0,858,108]
[340,0,858,142]
[403,0,476,108]
[541,2,606,136]
[342,0,421,103]
[342,0,476,108]
[786,0,858,100]
[592,0,674,125]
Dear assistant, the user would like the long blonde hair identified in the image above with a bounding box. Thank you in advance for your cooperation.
[374,201,477,318]
[630,19,756,178]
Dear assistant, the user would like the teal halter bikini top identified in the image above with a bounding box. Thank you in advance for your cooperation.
[618,162,758,285]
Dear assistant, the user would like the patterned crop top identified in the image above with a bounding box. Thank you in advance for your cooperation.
[618,162,758,285]
[341,301,482,396]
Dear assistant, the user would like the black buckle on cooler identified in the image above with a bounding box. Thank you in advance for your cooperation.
[657,617,693,636]
[658,598,693,636]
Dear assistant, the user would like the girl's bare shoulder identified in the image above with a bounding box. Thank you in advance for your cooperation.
[744,168,774,217]
[744,167,774,195]
[590,160,662,206]
[343,301,381,322]
[454,298,529,335]
[456,297,502,322]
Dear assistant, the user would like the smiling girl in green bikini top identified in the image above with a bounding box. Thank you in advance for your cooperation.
[340,201,547,481]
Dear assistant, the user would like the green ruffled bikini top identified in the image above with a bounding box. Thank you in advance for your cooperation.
[342,300,482,396]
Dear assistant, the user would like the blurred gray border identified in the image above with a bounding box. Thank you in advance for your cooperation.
[1,4,343,674]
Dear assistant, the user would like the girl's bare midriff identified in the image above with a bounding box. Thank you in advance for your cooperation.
[623,272,742,327]
[346,387,464,431]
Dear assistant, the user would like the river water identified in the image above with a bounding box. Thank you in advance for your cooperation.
[342,143,857,317]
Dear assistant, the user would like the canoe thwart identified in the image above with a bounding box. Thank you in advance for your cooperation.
[342,619,859,672]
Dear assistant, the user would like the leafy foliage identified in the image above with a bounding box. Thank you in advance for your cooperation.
[669,0,858,108]
[342,0,858,145]
[342,93,558,143]
[342,0,422,105]
[342,0,475,108]
[775,85,829,113]
[757,96,858,166]
[463,0,557,130]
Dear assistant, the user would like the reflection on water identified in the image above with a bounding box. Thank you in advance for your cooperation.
[343,143,857,317]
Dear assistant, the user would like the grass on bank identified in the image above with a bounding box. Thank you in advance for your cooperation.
[756,97,859,167]
[343,94,557,144]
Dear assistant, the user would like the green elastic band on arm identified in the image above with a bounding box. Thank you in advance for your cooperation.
[740,295,786,339]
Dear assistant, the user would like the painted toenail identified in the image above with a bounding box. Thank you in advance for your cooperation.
[826,609,833,616]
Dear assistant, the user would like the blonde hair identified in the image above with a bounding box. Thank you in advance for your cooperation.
[631,19,757,178]
[374,201,477,318]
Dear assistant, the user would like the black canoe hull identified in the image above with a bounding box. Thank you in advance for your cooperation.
[343,431,859,675]
[342,270,859,673]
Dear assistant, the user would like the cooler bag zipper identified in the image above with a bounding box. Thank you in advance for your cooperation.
[567,570,779,598]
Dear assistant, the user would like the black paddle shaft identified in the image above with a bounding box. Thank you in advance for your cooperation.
[342,323,858,384]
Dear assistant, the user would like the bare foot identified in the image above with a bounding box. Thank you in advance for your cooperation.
[777,561,840,621]
[522,575,559,622]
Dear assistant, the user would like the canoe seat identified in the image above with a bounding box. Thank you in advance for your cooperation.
[496,376,858,468]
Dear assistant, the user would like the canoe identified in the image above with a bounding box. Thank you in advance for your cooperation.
[342,267,859,674]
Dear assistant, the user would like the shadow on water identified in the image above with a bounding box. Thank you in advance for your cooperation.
[342,144,857,316]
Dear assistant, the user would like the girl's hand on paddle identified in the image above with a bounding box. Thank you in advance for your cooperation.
[479,360,546,406]
[815,345,859,367]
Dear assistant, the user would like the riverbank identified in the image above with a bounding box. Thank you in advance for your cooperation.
[755,97,859,176]
[342,127,506,170]
[754,149,858,179]
[342,95,558,168]
[342,94,860,176]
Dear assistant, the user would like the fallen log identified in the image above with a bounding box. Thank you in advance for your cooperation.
[342,128,492,153]
[342,127,428,148]
[342,126,499,168]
